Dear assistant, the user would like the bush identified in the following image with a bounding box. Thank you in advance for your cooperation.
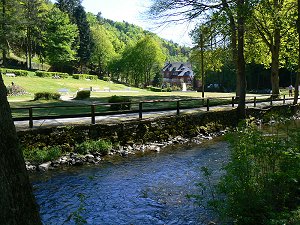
[6,84,28,96]
[103,76,110,81]
[213,122,300,224]
[34,92,61,100]
[36,71,69,79]
[75,90,90,99]
[108,95,131,111]
[1,68,29,76]
[147,86,162,92]
[75,139,112,155]
[147,86,172,92]
[23,146,62,164]
[73,74,98,80]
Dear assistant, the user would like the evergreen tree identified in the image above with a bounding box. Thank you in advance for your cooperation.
[74,5,93,72]
[0,0,22,66]
[55,0,81,21]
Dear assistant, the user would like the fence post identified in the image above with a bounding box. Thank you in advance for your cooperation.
[270,96,273,106]
[232,96,235,107]
[206,99,210,111]
[139,102,143,119]
[29,107,33,128]
[91,105,96,124]
[254,97,256,107]
[283,95,285,104]
[177,101,180,115]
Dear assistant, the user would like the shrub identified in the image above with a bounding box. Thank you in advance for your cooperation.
[103,76,110,81]
[34,92,61,100]
[73,74,98,80]
[148,86,162,92]
[213,122,300,225]
[6,84,28,96]
[108,95,131,111]
[23,146,62,164]
[75,139,112,155]
[73,74,86,79]
[147,86,172,92]
[75,90,90,99]
[1,68,29,76]
[36,71,69,79]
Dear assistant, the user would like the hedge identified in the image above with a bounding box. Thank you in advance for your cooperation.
[75,90,90,99]
[73,74,98,80]
[35,71,69,79]
[147,86,172,92]
[103,76,110,81]
[34,92,61,100]
[108,95,131,111]
[1,68,29,76]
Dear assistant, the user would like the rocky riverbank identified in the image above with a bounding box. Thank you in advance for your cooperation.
[25,130,228,172]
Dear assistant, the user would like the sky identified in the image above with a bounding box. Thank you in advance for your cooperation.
[79,0,194,46]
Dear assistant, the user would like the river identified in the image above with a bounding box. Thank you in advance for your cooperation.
[31,139,229,225]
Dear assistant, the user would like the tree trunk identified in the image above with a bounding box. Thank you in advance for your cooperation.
[0,74,41,225]
[222,0,238,97]
[237,0,246,119]
[270,27,280,97]
[1,0,7,66]
[270,0,281,97]
[294,0,300,104]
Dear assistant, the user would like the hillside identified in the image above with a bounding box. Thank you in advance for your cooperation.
[2,0,190,89]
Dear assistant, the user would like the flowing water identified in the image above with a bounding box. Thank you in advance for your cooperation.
[32,139,229,225]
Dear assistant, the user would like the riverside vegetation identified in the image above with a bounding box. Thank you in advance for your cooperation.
[191,118,300,225]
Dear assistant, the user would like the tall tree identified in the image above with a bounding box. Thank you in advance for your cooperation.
[294,0,300,104]
[55,0,81,20]
[237,0,247,118]
[248,0,293,97]
[147,0,252,118]
[21,0,45,69]
[74,5,93,72]
[42,6,78,70]
[57,0,93,72]
[0,75,42,224]
[0,0,21,66]
[90,24,116,76]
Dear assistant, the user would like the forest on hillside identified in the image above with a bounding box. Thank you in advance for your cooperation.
[1,0,299,92]
[0,0,190,87]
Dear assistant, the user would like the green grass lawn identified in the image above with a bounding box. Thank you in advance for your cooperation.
[3,74,274,119]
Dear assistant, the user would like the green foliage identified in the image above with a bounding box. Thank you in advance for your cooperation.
[34,92,61,100]
[102,76,110,81]
[1,68,29,76]
[43,6,78,69]
[146,86,172,92]
[74,90,90,99]
[75,139,112,155]
[73,74,97,80]
[108,95,131,110]
[23,146,62,164]
[74,5,93,68]
[35,71,69,79]
[214,121,300,224]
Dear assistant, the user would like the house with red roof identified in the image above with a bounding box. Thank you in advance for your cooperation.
[162,62,194,86]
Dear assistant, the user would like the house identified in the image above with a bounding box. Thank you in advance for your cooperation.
[162,62,194,86]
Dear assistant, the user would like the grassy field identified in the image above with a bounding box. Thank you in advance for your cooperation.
[3,74,273,118]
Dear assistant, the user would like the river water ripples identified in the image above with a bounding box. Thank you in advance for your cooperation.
[32,140,229,225]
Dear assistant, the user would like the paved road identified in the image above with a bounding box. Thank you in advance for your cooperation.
[14,98,295,131]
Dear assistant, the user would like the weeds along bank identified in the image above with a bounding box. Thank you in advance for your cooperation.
[17,105,300,171]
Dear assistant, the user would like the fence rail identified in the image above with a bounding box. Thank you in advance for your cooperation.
[12,94,295,129]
